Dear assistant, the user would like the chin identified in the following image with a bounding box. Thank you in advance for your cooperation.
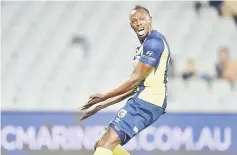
[138,33,148,42]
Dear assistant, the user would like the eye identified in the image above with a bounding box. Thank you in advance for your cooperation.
[131,19,137,24]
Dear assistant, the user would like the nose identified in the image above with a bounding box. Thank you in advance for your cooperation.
[137,20,142,27]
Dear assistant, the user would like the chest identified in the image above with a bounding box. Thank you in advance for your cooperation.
[132,44,144,67]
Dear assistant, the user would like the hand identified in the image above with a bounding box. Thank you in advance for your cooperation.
[79,93,107,111]
[79,104,105,121]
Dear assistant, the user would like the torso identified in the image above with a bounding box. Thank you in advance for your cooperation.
[132,30,170,109]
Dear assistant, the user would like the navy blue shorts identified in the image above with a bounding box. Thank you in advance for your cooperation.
[108,98,165,145]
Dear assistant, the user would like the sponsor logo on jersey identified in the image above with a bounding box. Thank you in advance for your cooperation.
[146,51,154,57]
[118,109,127,118]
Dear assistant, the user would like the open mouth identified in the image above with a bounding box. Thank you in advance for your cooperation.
[138,27,145,36]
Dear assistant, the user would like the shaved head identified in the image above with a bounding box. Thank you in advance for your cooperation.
[129,5,152,42]
[131,5,150,16]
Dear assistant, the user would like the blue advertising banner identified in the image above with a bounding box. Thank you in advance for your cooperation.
[1,111,237,155]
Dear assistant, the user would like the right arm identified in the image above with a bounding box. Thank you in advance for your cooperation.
[102,89,136,108]
[79,89,135,121]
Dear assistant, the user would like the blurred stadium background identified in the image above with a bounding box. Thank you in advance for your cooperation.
[1,1,237,155]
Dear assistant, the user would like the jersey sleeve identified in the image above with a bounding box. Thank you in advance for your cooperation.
[139,37,164,67]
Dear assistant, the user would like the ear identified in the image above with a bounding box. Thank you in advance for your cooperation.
[150,16,152,23]
[130,23,134,29]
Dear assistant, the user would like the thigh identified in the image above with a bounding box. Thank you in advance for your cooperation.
[109,98,164,145]
[96,127,121,150]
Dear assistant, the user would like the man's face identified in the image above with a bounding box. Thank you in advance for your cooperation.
[130,9,152,41]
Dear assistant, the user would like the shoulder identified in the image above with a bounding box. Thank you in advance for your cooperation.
[143,32,165,53]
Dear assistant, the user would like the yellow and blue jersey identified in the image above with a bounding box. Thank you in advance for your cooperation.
[132,30,170,110]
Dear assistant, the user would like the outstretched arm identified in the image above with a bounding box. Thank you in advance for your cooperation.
[102,88,136,108]
[82,62,154,108]
[80,89,135,121]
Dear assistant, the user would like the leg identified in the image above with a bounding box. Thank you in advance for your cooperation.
[95,127,120,151]
[93,127,120,155]
[94,127,130,155]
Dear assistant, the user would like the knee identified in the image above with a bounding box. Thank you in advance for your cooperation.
[95,128,121,150]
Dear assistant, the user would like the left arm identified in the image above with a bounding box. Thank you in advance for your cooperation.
[81,62,155,110]
[80,89,135,121]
